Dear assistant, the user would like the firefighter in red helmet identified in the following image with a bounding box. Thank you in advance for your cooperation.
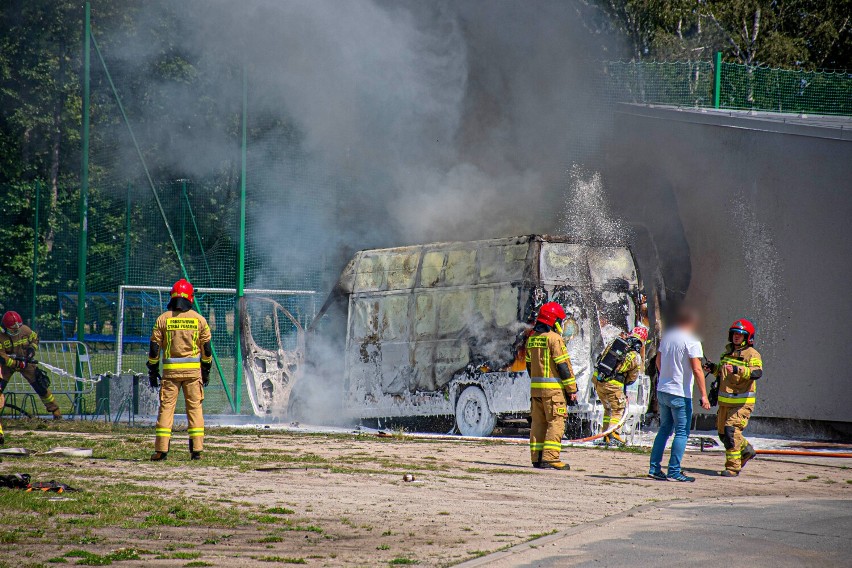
[147,279,212,461]
[525,301,576,470]
[0,311,62,441]
[704,319,763,476]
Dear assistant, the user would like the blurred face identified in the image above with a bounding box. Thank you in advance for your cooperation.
[732,332,746,345]
[7,322,21,336]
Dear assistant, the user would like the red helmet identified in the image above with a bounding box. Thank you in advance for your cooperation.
[631,326,648,342]
[170,279,194,303]
[2,311,23,335]
[536,302,566,327]
[729,319,755,346]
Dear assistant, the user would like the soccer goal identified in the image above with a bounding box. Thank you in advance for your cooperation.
[115,285,316,414]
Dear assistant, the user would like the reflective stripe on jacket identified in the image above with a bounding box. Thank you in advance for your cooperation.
[150,309,212,379]
[718,344,762,407]
[0,324,37,368]
[526,330,576,397]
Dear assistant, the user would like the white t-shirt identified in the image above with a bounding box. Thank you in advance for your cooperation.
[656,327,704,398]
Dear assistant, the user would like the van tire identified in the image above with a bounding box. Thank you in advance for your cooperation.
[455,386,497,437]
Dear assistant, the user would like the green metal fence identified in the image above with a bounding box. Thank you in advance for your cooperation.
[602,57,852,116]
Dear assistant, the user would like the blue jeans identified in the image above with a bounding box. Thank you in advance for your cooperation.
[649,391,693,476]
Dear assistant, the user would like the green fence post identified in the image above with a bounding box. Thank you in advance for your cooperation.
[31,181,40,326]
[124,183,131,285]
[180,179,187,258]
[714,51,722,109]
[76,1,91,415]
[234,66,248,414]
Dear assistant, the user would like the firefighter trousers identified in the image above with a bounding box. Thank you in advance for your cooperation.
[0,366,60,415]
[155,376,205,453]
[530,391,567,464]
[717,404,754,473]
[594,380,626,434]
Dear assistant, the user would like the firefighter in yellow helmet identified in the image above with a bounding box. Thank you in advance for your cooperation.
[704,319,762,477]
[0,311,62,441]
[147,279,212,461]
[526,302,577,470]
[593,326,647,446]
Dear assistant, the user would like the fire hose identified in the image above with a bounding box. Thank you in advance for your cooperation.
[8,355,101,384]
[754,449,852,458]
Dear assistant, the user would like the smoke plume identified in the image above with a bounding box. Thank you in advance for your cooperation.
[104,0,617,279]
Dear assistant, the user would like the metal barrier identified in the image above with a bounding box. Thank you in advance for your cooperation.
[1,341,101,419]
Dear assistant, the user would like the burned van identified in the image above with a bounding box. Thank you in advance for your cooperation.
[289,235,656,437]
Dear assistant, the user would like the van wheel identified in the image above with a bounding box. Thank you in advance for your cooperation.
[455,386,497,437]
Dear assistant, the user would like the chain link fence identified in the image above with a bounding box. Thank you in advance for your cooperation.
[601,59,852,115]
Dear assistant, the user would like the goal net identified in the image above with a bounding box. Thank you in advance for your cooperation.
[115,285,316,414]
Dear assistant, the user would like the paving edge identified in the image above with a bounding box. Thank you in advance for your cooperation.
[451,498,688,568]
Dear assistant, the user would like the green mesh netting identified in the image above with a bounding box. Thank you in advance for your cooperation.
[601,60,852,115]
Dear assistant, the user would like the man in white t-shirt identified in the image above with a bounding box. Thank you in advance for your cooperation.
[648,307,710,482]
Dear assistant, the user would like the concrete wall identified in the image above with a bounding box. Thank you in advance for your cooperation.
[604,106,852,424]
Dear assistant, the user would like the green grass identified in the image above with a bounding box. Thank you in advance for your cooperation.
[280,524,323,534]
[529,530,559,539]
[61,548,143,565]
[389,559,417,565]
[183,563,213,568]
[255,557,307,564]
[0,474,245,543]
[157,552,200,560]
[265,507,296,515]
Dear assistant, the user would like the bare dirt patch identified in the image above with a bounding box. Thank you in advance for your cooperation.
[1,425,849,567]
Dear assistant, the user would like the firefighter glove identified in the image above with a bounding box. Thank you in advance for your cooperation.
[25,346,36,361]
[9,358,26,371]
[146,360,160,389]
[201,363,211,388]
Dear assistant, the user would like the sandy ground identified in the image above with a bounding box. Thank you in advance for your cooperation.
[2,429,851,567]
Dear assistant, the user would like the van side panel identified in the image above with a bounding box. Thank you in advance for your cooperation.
[343,237,533,419]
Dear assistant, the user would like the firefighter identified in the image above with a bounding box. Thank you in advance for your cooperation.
[704,319,762,477]
[593,326,647,446]
[526,301,577,470]
[147,279,212,461]
[0,311,62,438]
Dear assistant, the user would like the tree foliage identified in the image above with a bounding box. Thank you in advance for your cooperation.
[591,0,852,67]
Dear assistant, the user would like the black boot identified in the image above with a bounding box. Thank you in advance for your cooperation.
[0,434,5,446]
[189,439,202,461]
[740,444,757,469]
[532,450,543,468]
[150,451,168,461]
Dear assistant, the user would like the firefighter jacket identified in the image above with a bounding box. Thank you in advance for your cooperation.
[0,324,38,370]
[525,329,576,397]
[149,309,212,379]
[611,349,641,388]
[716,343,762,407]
